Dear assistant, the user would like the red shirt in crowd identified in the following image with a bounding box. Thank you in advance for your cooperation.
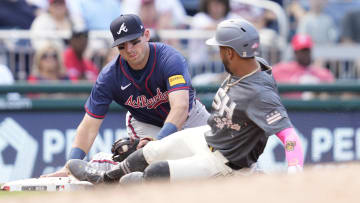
[272,61,334,84]
[272,61,335,99]
[63,48,99,82]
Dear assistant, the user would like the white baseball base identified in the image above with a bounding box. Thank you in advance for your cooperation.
[1,177,93,192]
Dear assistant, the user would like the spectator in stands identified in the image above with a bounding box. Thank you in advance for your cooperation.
[339,8,360,83]
[0,64,14,85]
[0,0,37,29]
[27,0,85,32]
[324,0,360,28]
[269,0,283,7]
[231,2,268,29]
[297,0,337,45]
[65,0,122,31]
[28,41,69,82]
[63,29,99,82]
[139,0,173,30]
[231,2,281,65]
[188,0,237,67]
[26,0,48,11]
[65,0,123,74]
[286,0,307,41]
[137,0,183,48]
[340,8,360,44]
[0,64,21,100]
[272,34,335,100]
[30,0,72,50]
[122,0,187,29]
[97,47,118,72]
[0,0,39,81]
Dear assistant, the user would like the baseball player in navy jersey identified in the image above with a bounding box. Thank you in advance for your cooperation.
[42,14,209,177]
[67,18,304,183]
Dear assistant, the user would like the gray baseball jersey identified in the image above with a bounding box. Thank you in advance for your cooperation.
[205,63,292,169]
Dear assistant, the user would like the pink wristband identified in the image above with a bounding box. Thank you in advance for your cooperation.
[276,128,304,167]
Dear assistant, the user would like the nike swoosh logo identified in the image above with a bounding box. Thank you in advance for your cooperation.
[121,83,131,90]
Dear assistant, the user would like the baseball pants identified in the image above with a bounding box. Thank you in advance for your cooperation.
[142,125,233,181]
[126,99,210,139]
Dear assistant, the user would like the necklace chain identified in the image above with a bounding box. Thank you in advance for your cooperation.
[224,65,260,92]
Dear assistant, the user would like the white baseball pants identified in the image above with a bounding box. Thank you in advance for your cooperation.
[142,125,234,181]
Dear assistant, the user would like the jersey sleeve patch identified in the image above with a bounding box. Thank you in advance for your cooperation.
[265,110,283,125]
[169,75,186,86]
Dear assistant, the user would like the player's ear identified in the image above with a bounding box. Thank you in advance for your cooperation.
[226,47,235,59]
[143,29,151,42]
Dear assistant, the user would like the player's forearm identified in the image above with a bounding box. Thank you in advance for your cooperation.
[156,90,189,140]
[72,124,98,153]
[276,127,304,168]
[70,114,102,158]
[164,105,188,129]
[166,90,189,129]
[155,105,188,140]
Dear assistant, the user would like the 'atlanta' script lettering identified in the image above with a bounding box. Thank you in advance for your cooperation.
[125,88,168,109]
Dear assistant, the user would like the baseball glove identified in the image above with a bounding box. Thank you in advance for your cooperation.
[111,137,140,162]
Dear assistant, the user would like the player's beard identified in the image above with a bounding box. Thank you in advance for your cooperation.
[222,56,232,74]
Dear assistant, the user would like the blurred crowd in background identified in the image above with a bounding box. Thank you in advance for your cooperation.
[0,0,360,100]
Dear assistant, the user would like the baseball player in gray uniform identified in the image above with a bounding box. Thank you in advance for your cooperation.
[67,18,304,184]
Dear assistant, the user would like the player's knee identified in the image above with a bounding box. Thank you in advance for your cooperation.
[142,141,163,162]
[143,161,170,181]
[143,136,183,161]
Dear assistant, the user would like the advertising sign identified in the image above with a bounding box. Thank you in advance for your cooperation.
[1,111,359,182]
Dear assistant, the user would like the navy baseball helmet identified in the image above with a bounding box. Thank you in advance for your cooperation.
[206,18,260,58]
[110,14,145,47]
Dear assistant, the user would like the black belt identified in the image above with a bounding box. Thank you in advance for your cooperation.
[207,144,243,170]
[226,162,243,170]
[208,144,215,152]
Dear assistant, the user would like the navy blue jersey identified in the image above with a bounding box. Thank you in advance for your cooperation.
[85,42,195,127]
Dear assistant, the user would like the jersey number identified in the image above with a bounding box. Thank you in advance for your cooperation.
[212,88,236,119]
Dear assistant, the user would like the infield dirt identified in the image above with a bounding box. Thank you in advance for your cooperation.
[1,163,359,203]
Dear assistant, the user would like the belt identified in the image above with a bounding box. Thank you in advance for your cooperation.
[226,162,243,170]
[207,144,243,170]
[208,144,215,152]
